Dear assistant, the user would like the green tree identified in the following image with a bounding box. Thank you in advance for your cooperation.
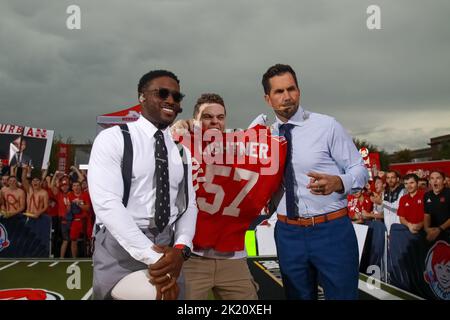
[393,148,413,163]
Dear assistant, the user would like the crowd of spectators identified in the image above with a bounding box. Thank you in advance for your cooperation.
[0,162,93,258]
[1,160,449,261]
[347,169,450,243]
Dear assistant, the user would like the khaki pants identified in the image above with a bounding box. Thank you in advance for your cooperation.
[183,255,258,300]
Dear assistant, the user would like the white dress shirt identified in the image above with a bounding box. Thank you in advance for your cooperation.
[274,106,369,217]
[88,116,198,265]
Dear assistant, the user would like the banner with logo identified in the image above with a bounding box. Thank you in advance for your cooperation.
[359,147,381,182]
[0,124,54,170]
[388,223,449,300]
[57,143,71,173]
[0,214,52,258]
[423,240,450,300]
[96,104,141,134]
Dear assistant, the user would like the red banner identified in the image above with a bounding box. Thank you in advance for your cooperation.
[57,143,71,173]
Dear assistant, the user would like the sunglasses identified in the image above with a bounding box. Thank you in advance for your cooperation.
[148,88,185,103]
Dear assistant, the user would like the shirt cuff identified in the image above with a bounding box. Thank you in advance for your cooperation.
[337,173,353,195]
[173,234,193,250]
[141,248,164,266]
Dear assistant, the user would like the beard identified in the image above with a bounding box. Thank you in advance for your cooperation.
[276,103,298,119]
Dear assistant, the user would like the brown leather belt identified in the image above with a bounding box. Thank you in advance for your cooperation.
[277,208,348,227]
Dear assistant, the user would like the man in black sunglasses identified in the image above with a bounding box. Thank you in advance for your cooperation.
[138,73,185,129]
[89,70,197,300]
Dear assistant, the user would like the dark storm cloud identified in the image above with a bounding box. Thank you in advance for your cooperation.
[1,0,449,152]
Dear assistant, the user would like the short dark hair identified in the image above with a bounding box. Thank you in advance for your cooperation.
[193,93,226,118]
[430,170,446,179]
[137,70,180,94]
[373,176,383,183]
[418,178,428,186]
[262,64,299,95]
[386,170,401,179]
[403,173,419,183]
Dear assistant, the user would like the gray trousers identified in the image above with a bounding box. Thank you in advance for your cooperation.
[92,226,185,300]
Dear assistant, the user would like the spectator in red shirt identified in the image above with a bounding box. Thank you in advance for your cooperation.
[45,181,59,218]
[67,181,91,258]
[82,183,94,231]
[348,189,373,224]
[365,176,385,221]
[51,173,71,258]
[398,174,425,234]
[44,176,60,256]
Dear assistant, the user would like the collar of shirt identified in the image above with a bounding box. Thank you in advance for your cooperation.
[406,190,424,200]
[387,184,404,195]
[431,188,448,197]
[275,105,306,129]
[135,115,171,141]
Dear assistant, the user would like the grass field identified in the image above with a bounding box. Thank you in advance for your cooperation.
[0,257,423,300]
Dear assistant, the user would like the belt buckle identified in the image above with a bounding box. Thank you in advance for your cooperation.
[311,216,315,227]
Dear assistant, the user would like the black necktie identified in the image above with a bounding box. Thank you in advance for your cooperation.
[154,130,170,232]
[279,123,299,218]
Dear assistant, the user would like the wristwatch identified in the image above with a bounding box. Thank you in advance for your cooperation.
[174,244,191,261]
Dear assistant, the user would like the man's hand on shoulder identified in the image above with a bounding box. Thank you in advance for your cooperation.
[170,119,196,135]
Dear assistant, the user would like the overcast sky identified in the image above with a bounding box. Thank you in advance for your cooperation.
[1,0,449,153]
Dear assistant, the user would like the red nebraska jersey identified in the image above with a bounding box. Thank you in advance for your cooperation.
[67,191,91,218]
[57,191,70,218]
[347,194,373,219]
[45,187,58,217]
[177,125,287,252]
[398,190,425,224]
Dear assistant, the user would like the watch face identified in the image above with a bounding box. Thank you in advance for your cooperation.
[182,246,191,260]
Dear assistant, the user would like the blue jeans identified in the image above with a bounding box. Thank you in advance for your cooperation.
[274,215,359,300]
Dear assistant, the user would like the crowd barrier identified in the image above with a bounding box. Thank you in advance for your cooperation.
[0,214,52,258]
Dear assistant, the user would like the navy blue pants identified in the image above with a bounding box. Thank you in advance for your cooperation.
[274,215,359,300]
